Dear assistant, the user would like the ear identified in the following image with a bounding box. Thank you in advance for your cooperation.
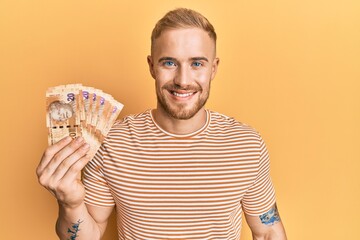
[210,57,220,81]
[147,55,156,79]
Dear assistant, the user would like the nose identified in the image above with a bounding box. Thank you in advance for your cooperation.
[173,65,191,88]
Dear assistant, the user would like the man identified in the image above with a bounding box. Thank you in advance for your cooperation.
[37,8,287,240]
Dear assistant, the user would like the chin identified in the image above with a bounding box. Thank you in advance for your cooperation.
[167,105,202,120]
[157,92,208,120]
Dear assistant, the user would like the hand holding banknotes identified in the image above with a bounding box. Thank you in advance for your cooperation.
[37,136,91,208]
[37,84,123,207]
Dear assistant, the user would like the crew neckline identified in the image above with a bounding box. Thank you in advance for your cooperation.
[149,109,211,138]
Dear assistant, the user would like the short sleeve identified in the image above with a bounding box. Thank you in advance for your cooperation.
[242,134,276,216]
[83,142,115,207]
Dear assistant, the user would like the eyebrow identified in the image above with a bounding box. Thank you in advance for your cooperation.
[158,57,176,63]
[158,57,209,63]
[190,57,209,62]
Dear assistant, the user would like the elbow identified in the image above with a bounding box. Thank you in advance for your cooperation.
[252,229,287,240]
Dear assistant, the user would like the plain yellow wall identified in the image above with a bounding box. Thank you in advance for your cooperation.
[1,0,359,239]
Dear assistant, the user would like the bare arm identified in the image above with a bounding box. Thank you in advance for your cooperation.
[56,203,113,240]
[36,136,113,239]
[245,203,287,240]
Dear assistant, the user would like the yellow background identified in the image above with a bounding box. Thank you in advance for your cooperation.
[1,0,359,239]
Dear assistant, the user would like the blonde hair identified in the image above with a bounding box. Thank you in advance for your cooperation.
[151,8,217,53]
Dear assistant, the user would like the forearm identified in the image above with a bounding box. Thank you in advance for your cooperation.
[56,202,101,240]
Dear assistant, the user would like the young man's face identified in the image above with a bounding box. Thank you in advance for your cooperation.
[148,28,219,120]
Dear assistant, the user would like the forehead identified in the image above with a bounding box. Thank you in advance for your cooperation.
[152,28,215,58]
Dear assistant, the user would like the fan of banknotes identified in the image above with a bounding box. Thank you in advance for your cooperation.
[46,84,123,159]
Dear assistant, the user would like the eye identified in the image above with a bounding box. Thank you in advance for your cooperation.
[192,61,202,67]
[163,61,176,67]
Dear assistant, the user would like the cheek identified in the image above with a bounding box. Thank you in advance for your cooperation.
[193,69,212,83]
[155,69,175,83]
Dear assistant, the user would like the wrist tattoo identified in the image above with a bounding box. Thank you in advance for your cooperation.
[67,219,83,240]
[259,204,281,226]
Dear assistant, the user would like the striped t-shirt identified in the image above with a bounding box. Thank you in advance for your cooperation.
[83,109,276,240]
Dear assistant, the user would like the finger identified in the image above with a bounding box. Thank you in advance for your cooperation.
[62,152,93,184]
[50,142,90,184]
[37,136,72,176]
[39,137,86,180]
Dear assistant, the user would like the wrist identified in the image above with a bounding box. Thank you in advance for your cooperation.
[58,200,86,217]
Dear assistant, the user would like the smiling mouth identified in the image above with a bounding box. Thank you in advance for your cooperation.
[170,91,196,98]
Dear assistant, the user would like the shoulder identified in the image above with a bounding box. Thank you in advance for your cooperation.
[116,109,151,124]
[111,110,152,130]
[104,110,155,141]
[208,110,260,138]
[207,110,267,160]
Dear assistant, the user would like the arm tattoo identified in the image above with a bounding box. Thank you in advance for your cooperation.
[67,219,83,240]
[259,204,281,226]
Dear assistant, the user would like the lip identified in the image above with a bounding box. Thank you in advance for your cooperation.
[167,89,197,100]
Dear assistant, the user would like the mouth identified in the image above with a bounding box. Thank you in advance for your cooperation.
[170,91,196,98]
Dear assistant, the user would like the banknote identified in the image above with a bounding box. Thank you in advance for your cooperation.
[93,93,113,135]
[46,84,123,159]
[80,86,94,124]
[105,100,123,132]
[96,98,123,142]
[46,84,82,145]
[86,89,97,130]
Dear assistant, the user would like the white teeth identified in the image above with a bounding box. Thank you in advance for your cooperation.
[172,92,193,97]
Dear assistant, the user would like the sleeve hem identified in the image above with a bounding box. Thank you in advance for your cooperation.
[243,198,276,216]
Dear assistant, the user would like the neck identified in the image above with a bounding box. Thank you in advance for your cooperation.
[152,107,207,135]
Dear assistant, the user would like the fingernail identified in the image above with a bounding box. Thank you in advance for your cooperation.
[75,137,84,143]
[65,136,72,142]
[83,143,90,149]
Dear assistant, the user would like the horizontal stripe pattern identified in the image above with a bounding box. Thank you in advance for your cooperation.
[84,110,275,240]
